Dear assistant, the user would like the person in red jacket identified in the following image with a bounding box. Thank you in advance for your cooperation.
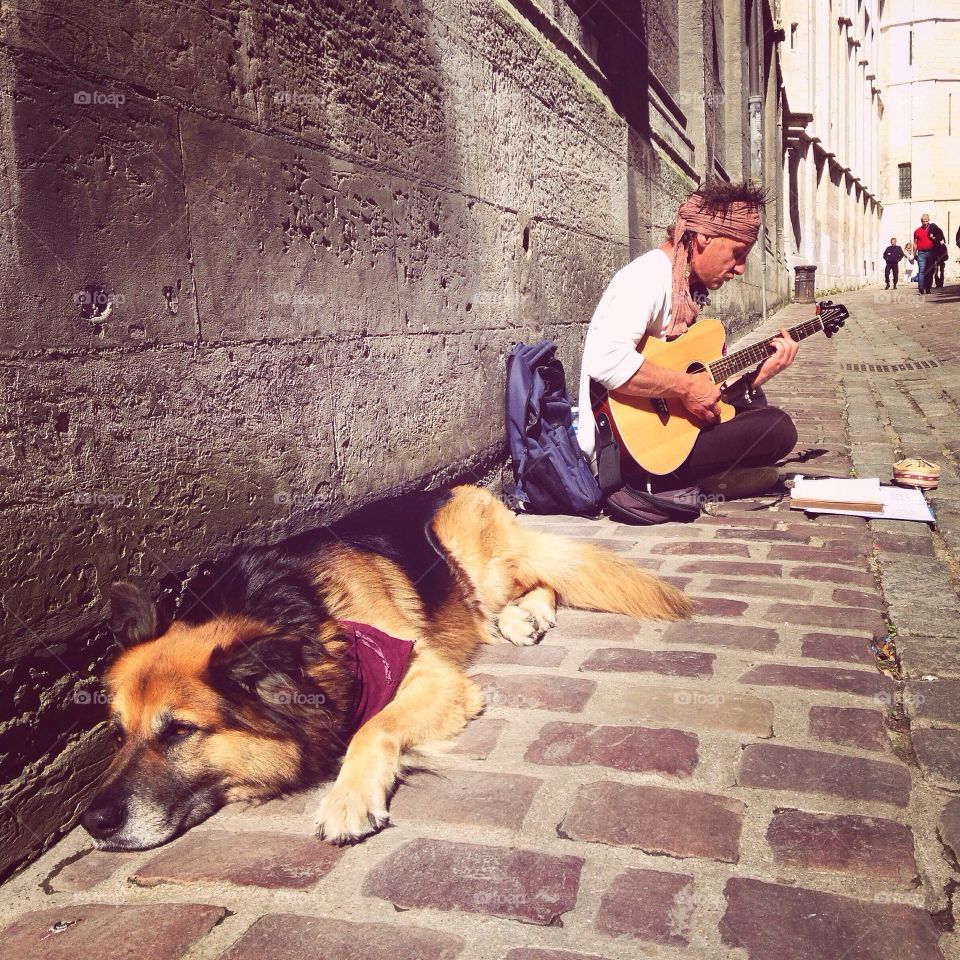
[914,213,935,295]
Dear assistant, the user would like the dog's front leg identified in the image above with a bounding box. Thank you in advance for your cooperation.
[314,649,483,844]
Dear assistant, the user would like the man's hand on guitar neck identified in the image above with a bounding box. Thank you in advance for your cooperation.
[752,327,798,387]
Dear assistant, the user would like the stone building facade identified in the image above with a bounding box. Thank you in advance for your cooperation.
[878,1,960,280]
[779,0,884,293]
[0,1,788,878]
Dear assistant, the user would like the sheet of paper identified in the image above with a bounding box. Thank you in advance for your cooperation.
[791,482,935,523]
[792,475,881,504]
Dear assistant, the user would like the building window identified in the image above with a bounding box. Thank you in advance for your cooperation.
[899,162,912,199]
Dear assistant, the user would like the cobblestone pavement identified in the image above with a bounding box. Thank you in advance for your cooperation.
[2,286,960,959]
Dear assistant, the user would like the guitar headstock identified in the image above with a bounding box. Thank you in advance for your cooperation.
[815,299,849,338]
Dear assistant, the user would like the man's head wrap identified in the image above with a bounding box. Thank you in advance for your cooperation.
[666,193,762,337]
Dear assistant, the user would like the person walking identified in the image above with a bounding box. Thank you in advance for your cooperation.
[903,242,917,284]
[914,213,935,295]
[882,238,904,289]
[927,219,948,288]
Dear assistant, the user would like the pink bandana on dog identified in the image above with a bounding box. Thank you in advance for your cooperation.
[341,621,414,729]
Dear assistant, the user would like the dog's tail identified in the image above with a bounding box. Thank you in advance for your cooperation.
[521,530,693,621]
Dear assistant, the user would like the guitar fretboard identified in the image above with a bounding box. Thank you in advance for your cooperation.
[707,316,826,384]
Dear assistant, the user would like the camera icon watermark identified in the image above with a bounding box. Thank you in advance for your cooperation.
[673,690,726,707]
[73,490,128,508]
[74,90,126,107]
[273,90,322,108]
[269,689,326,707]
[73,689,112,706]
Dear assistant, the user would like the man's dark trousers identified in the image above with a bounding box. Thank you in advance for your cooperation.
[884,263,899,288]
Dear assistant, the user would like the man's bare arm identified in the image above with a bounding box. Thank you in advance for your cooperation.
[610,359,721,424]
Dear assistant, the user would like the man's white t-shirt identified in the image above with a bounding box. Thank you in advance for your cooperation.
[576,248,673,466]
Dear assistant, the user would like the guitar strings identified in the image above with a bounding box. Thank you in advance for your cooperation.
[707,315,832,384]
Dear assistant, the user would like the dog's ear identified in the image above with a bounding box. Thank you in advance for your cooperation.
[207,634,308,709]
[110,580,159,648]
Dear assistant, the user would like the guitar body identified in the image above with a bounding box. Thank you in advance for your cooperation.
[602,319,737,475]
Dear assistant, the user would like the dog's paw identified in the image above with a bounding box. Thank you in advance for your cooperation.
[496,604,543,646]
[314,783,389,845]
[519,593,558,632]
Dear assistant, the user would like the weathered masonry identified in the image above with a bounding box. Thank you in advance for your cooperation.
[0,1,788,878]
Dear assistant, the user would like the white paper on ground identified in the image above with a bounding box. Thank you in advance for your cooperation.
[790,477,934,522]
[791,476,882,504]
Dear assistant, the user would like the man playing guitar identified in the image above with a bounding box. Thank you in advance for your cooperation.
[576,181,799,509]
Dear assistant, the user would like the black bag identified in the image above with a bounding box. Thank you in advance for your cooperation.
[591,384,700,526]
[504,341,603,516]
[605,482,702,525]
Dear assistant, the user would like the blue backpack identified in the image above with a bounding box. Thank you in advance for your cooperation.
[504,340,603,516]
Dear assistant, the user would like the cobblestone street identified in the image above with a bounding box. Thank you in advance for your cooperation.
[2,285,959,959]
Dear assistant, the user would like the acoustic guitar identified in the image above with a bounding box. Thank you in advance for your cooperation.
[595,300,849,475]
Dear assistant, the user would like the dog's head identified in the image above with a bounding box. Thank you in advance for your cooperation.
[82,558,353,850]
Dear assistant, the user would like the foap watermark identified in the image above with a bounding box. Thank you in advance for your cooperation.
[273,90,323,108]
[481,685,537,710]
[673,690,726,707]
[873,689,926,710]
[73,490,128,508]
[675,91,726,108]
[473,891,528,909]
[75,288,125,319]
[273,290,332,308]
[872,290,919,307]
[74,90,126,107]
[73,689,112,706]
[274,489,325,509]
[269,689,326,708]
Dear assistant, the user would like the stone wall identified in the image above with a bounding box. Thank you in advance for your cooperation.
[0,0,788,879]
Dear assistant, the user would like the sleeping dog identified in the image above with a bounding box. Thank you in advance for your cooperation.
[82,485,691,849]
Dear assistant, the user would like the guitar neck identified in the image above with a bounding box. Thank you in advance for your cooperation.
[707,316,825,384]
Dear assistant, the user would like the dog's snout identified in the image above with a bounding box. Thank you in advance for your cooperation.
[81,799,126,840]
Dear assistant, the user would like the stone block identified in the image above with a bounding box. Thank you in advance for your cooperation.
[720,877,943,959]
[361,838,583,925]
[800,632,876,665]
[0,58,195,349]
[808,705,889,752]
[594,867,693,946]
[764,603,884,635]
[738,663,893,698]
[471,673,595,713]
[220,914,463,960]
[767,809,918,886]
[660,622,779,651]
[560,780,744,863]
[914,728,960,789]
[389,769,542,830]
[450,718,507,759]
[593,683,773,736]
[0,903,224,960]
[132,830,344,889]
[579,647,715,678]
[737,744,911,807]
[524,721,698,777]
[904,678,960,726]
[791,565,877,587]
[44,848,135,893]
[675,560,783,577]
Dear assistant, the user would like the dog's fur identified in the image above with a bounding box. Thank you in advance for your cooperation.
[82,486,691,849]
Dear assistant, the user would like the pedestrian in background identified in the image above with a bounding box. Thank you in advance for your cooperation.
[903,242,917,283]
[927,219,948,289]
[882,237,904,289]
[914,213,935,295]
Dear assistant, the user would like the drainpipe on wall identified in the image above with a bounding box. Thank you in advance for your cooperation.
[750,91,768,325]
